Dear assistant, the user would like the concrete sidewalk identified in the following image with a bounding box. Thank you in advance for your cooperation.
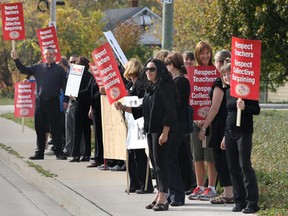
[0,115,245,216]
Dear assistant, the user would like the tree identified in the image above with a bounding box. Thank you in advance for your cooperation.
[173,0,288,90]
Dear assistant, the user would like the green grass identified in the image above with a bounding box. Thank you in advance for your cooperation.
[252,110,288,215]
[0,97,14,105]
[0,112,34,129]
[0,143,57,177]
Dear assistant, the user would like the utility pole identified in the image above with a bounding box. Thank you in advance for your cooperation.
[49,0,57,29]
[161,0,174,50]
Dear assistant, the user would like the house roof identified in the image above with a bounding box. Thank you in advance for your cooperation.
[103,6,161,30]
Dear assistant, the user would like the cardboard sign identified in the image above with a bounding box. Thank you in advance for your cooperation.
[36,26,61,62]
[1,2,25,40]
[14,82,36,117]
[231,37,261,100]
[187,66,218,120]
[101,95,126,160]
[89,62,103,87]
[92,42,127,104]
[124,96,147,149]
[65,64,85,97]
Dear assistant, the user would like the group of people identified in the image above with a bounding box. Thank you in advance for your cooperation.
[11,40,260,214]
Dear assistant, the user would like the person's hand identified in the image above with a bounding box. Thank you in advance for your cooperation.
[236,98,245,110]
[159,132,168,146]
[114,101,124,111]
[99,87,106,95]
[11,50,18,60]
[69,95,76,101]
[88,107,93,119]
[194,120,204,128]
[63,102,68,110]
[220,137,225,150]
[199,129,206,141]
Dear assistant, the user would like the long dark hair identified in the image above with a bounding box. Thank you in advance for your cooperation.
[144,58,179,103]
[77,57,90,72]
[144,58,173,83]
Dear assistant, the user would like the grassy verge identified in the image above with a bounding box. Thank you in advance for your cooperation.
[0,143,57,177]
[0,97,14,105]
[253,110,288,215]
[0,112,34,129]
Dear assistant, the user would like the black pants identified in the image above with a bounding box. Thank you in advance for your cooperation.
[91,109,104,164]
[35,96,62,156]
[72,100,91,157]
[213,141,232,187]
[167,127,185,203]
[225,130,259,208]
[179,134,196,191]
[128,149,153,191]
[147,133,168,193]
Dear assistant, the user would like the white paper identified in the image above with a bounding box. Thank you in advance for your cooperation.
[124,96,147,149]
[65,64,85,97]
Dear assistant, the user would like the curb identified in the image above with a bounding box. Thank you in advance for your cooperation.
[0,148,110,216]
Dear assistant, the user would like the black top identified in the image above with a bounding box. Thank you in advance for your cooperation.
[208,78,227,147]
[89,78,101,110]
[225,88,260,133]
[77,68,93,102]
[209,78,228,123]
[174,75,190,134]
[14,59,67,98]
[126,73,147,98]
[132,80,177,134]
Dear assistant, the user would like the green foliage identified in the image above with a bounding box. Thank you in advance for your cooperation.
[211,0,288,90]
[0,86,14,98]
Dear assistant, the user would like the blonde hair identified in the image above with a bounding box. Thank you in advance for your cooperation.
[154,49,169,62]
[194,41,213,66]
[123,58,143,80]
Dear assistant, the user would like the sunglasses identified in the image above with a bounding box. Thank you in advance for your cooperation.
[144,67,157,72]
[70,61,76,64]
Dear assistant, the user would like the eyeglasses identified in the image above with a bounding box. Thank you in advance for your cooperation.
[144,67,157,73]
[70,61,76,64]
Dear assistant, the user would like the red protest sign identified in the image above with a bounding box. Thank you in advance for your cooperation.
[187,66,218,120]
[92,42,127,104]
[231,37,261,100]
[89,62,103,87]
[1,2,25,40]
[14,82,36,117]
[36,26,61,62]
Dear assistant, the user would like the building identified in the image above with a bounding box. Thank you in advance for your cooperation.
[103,6,162,46]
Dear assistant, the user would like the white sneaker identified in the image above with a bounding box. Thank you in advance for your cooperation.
[109,165,122,171]
[199,188,217,201]
[188,186,204,200]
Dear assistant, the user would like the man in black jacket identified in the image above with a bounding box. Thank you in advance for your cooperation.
[11,47,68,160]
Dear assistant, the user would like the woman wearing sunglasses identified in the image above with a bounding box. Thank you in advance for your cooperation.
[115,58,177,211]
